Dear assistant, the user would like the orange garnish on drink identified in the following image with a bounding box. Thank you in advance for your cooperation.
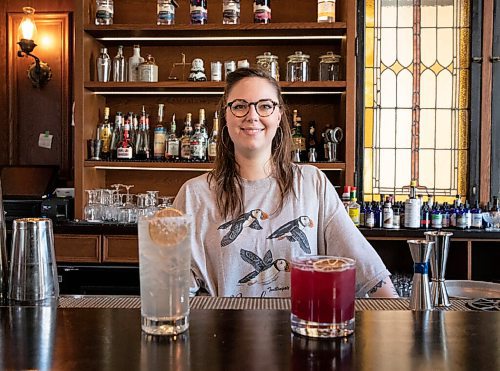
[148,208,188,247]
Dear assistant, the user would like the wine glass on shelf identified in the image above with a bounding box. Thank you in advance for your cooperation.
[84,190,102,222]
[118,184,137,224]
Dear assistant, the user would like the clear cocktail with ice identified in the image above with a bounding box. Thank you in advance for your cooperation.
[138,210,191,335]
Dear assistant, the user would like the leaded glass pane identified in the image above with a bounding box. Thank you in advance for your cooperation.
[437,1,454,27]
[381,28,397,66]
[397,69,413,108]
[420,70,436,108]
[397,2,413,27]
[364,0,469,201]
[395,109,412,147]
[437,28,453,66]
[436,72,453,108]
[420,28,437,67]
[421,2,437,28]
[380,108,396,146]
[395,149,412,188]
[435,109,452,149]
[381,0,397,27]
[397,28,413,67]
[380,70,397,107]
[419,109,436,148]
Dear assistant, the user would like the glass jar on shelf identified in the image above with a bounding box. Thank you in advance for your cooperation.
[286,51,310,82]
[319,51,341,81]
[256,52,279,81]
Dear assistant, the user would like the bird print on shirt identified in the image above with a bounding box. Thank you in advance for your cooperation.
[218,209,269,247]
[267,216,314,253]
[238,249,290,286]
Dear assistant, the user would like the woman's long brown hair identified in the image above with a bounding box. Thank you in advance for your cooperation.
[208,68,296,220]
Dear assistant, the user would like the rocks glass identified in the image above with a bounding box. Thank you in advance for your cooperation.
[291,256,356,338]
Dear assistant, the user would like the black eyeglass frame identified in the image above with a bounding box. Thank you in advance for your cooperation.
[226,99,280,118]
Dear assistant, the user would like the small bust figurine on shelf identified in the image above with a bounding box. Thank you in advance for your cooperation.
[188,58,207,82]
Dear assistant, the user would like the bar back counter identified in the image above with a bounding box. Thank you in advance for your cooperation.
[43,222,500,295]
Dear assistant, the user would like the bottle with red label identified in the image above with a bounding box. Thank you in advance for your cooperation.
[254,0,271,24]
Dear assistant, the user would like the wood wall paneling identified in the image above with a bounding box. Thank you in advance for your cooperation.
[3,1,75,187]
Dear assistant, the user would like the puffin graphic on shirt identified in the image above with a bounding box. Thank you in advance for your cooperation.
[238,249,290,286]
[218,209,269,247]
[267,216,314,253]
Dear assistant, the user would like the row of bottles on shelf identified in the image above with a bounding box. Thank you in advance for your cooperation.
[96,45,341,83]
[344,183,500,230]
[91,105,218,161]
[89,105,344,163]
[95,0,336,26]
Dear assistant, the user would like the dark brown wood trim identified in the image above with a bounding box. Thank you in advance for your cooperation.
[480,0,494,203]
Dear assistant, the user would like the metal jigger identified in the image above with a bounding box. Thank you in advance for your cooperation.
[407,239,435,310]
[425,231,453,307]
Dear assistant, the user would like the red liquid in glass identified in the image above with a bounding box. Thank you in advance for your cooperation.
[291,262,355,323]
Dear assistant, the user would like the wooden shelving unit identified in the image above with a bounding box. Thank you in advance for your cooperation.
[74,0,357,218]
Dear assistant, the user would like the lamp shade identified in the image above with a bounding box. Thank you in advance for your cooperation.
[18,7,37,42]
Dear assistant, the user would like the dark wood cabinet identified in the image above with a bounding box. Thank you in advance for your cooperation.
[74,0,357,218]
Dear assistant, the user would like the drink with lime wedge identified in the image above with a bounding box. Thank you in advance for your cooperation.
[138,209,191,335]
[291,256,356,338]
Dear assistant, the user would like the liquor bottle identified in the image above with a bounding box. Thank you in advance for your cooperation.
[307,121,318,154]
[180,113,193,160]
[317,0,335,23]
[492,196,499,211]
[190,0,208,24]
[109,111,123,159]
[359,202,366,227]
[96,48,111,82]
[341,185,351,209]
[112,45,127,82]
[364,203,374,229]
[404,180,420,228]
[223,0,240,24]
[470,201,483,229]
[153,104,167,160]
[392,203,401,229]
[254,0,271,24]
[483,202,492,229]
[455,204,467,229]
[157,0,177,25]
[128,45,145,82]
[398,201,405,228]
[420,201,430,229]
[441,202,450,228]
[199,108,209,159]
[208,112,219,161]
[97,107,112,160]
[95,0,114,25]
[130,113,139,146]
[190,120,206,161]
[116,122,134,159]
[464,201,472,229]
[382,196,393,229]
[347,188,360,227]
[166,114,180,160]
[431,205,443,229]
[450,197,460,228]
[135,107,150,160]
[292,114,306,161]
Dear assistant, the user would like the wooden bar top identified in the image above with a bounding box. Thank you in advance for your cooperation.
[0,305,498,370]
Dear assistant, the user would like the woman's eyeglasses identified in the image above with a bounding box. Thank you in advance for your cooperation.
[226,99,279,118]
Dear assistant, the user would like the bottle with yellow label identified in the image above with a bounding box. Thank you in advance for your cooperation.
[347,188,360,227]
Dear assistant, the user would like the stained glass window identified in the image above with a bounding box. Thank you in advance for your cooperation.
[364,0,470,202]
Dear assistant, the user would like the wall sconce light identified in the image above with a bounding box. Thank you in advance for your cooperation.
[17,7,52,88]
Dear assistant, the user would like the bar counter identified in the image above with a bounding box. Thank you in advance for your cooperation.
[1,297,499,370]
